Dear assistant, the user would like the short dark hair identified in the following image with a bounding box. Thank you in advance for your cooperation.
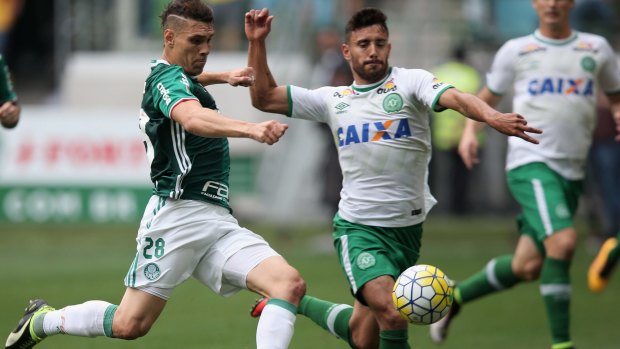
[160,0,214,29]
[345,8,388,42]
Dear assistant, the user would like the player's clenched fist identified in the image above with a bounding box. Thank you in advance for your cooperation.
[250,120,288,145]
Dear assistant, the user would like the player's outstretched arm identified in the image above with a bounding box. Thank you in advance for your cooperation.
[438,87,542,144]
[609,93,620,141]
[246,8,289,115]
[171,99,288,145]
[196,67,255,87]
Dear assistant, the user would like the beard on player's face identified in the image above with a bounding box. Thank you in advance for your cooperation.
[352,59,389,84]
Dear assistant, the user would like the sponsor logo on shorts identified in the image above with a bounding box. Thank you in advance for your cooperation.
[144,263,161,280]
[356,252,376,270]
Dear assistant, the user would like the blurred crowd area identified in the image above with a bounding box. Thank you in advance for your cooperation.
[1,0,620,237]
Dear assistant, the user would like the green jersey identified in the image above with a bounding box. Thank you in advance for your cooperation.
[0,54,17,104]
[139,59,231,210]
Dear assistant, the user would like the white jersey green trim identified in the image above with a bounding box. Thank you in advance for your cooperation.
[289,67,452,227]
[486,30,620,180]
[139,59,231,210]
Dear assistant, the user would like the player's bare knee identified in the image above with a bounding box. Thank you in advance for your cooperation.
[516,260,542,281]
[282,269,306,303]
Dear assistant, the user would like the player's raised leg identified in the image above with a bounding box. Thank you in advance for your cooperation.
[5,288,166,349]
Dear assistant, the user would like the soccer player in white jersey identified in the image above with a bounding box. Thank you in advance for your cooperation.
[4,1,306,349]
[242,7,541,349]
[430,1,620,348]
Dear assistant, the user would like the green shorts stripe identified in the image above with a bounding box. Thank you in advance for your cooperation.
[531,178,553,235]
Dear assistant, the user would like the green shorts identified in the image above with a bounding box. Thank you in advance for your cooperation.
[507,162,583,254]
[332,214,423,304]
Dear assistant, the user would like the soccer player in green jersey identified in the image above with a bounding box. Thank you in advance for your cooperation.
[431,1,620,348]
[243,7,541,349]
[4,1,306,349]
[0,53,20,129]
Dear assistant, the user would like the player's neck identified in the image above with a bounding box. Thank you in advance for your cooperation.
[538,24,572,40]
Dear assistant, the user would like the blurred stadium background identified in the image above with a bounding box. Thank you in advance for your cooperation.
[1,0,619,348]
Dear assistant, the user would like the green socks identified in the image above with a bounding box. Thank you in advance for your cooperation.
[298,295,354,346]
[379,329,410,349]
[457,255,520,303]
[540,258,572,346]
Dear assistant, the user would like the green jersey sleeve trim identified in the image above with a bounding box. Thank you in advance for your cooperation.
[286,85,293,117]
[431,85,454,112]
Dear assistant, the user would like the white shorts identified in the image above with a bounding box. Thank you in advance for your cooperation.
[124,196,279,300]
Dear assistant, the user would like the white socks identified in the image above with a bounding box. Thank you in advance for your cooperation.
[42,301,114,337]
[256,302,297,349]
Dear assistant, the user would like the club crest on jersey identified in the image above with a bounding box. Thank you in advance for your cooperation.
[581,56,596,72]
[383,93,403,113]
[333,88,357,98]
[337,118,412,147]
[144,263,161,280]
[518,43,546,56]
[527,78,593,96]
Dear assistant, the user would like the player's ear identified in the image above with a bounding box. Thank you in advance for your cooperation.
[341,43,351,61]
[163,28,175,48]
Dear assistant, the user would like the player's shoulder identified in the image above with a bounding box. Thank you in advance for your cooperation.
[390,66,433,81]
[574,31,613,50]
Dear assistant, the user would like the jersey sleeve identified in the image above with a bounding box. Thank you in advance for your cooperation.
[150,66,199,118]
[485,40,517,95]
[597,39,620,95]
[401,68,453,112]
[288,85,331,122]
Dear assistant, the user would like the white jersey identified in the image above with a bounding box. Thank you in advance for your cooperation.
[487,30,620,179]
[289,67,452,227]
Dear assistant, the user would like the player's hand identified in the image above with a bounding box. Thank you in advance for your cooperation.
[486,112,542,144]
[0,101,20,128]
[250,120,288,145]
[227,67,254,87]
[458,129,480,170]
[245,8,273,41]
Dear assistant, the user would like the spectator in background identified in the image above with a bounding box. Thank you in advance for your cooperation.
[430,45,481,215]
[0,53,19,129]
[587,93,620,241]
[210,0,247,51]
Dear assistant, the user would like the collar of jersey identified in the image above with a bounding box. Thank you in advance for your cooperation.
[351,67,393,93]
[533,29,578,46]
[151,59,170,67]
[150,59,199,79]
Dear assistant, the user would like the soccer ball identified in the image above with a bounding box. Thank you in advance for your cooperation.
[392,264,453,325]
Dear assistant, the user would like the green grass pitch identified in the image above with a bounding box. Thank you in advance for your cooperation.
[0,217,617,348]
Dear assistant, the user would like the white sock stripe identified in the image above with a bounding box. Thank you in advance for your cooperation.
[326,304,353,338]
[485,258,505,290]
[540,284,571,296]
[340,235,358,293]
[532,178,553,235]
